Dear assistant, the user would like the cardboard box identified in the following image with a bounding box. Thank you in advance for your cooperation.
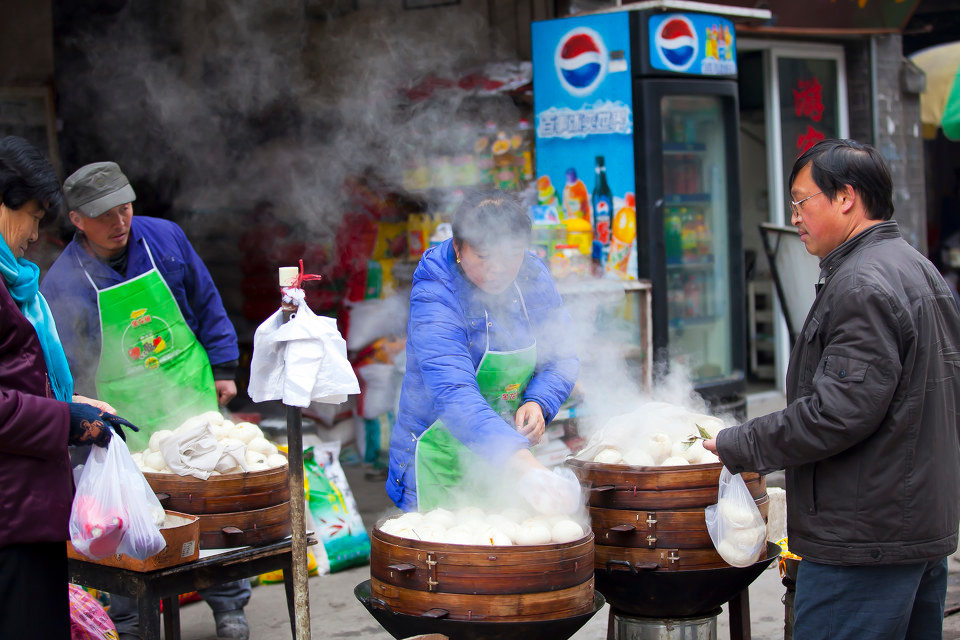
[68,511,200,572]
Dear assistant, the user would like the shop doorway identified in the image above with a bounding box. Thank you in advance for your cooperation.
[735,39,849,393]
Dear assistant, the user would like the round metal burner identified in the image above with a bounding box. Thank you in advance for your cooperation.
[595,541,779,618]
[355,579,606,640]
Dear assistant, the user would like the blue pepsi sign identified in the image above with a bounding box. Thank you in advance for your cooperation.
[649,13,737,76]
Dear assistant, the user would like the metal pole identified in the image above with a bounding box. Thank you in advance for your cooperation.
[279,266,312,640]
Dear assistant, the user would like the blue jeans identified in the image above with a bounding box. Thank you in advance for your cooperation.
[109,579,251,635]
[794,557,947,640]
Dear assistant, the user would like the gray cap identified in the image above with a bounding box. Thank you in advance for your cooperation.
[63,161,137,218]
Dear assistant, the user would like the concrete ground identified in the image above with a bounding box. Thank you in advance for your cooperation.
[172,391,960,639]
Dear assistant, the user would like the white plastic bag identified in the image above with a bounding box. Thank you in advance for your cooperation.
[248,290,360,408]
[704,467,766,567]
[69,434,166,561]
[115,439,167,560]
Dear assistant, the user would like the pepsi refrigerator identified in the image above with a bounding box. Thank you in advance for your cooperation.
[532,6,746,416]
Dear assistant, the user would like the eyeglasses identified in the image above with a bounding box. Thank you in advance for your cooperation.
[790,191,823,216]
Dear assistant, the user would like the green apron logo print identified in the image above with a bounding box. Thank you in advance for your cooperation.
[122,308,175,368]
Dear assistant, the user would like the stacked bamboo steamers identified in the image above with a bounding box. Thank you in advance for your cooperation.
[136,411,292,549]
[567,402,778,638]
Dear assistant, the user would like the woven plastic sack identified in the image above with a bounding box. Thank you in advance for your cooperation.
[704,467,766,567]
[68,584,118,640]
[304,442,370,574]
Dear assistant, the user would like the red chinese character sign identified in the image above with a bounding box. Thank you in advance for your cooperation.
[779,57,840,190]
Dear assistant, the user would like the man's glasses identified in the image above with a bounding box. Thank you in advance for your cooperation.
[790,191,823,216]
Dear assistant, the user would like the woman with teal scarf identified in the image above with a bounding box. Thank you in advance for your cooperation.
[0,136,138,639]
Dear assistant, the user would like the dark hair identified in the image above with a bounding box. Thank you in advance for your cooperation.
[0,136,62,219]
[452,189,531,252]
[788,139,893,221]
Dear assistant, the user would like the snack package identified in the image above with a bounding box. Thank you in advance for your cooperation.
[68,584,118,640]
[704,466,766,567]
[303,442,370,574]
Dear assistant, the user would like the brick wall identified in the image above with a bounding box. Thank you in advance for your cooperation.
[860,35,927,253]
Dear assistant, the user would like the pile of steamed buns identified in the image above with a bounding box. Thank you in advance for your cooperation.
[132,411,288,475]
[378,507,587,546]
[577,402,729,467]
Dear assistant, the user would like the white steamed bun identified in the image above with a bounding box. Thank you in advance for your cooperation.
[148,430,174,452]
[551,519,584,543]
[593,448,623,464]
[622,448,655,467]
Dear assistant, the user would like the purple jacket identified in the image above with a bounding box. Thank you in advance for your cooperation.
[0,279,72,549]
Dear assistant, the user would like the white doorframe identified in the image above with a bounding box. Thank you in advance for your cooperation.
[737,39,849,391]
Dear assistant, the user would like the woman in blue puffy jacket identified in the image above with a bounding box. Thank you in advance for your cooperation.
[386,190,580,513]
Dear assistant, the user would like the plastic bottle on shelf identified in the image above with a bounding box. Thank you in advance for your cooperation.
[475,121,497,185]
[407,213,431,259]
[514,119,534,184]
[493,131,519,191]
[562,168,592,224]
[681,207,699,263]
[664,206,683,265]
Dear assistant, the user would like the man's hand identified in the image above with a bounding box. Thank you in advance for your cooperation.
[515,401,545,445]
[72,394,116,415]
[703,438,718,454]
[215,380,237,406]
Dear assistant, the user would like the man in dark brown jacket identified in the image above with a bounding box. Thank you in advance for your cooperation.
[706,139,960,640]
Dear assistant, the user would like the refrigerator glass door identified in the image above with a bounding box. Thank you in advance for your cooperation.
[660,95,732,382]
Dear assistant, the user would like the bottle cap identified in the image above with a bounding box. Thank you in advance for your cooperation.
[278,266,299,287]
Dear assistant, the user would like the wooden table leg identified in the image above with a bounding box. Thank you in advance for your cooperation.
[729,589,751,640]
[162,595,181,640]
[283,556,297,640]
[138,586,163,640]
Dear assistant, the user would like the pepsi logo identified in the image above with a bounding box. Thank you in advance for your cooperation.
[655,15,698,72]
[555,27,608,96]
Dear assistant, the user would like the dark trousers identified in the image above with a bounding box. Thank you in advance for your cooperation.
[794,556,947,640]
[0,541,71,639]
[109,578,252,635]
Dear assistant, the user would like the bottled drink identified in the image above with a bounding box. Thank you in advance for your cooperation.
[475,121,497,185]
[515,119,534,183]
[562,168,592,224]
[493,131,519,191]
[591,156,613,247]
[664,206,683,264]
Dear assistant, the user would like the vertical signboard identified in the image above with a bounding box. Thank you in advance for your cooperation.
[778,58,840,178]
[532,12,638,279]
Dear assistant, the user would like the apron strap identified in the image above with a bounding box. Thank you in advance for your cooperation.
[79,237,157,293]
[482,282,532,355]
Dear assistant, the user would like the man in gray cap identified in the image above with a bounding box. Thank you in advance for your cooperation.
[41,161,252,640]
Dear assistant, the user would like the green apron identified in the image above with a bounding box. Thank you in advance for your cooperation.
[82,240,217,452]
[415,285,537,511]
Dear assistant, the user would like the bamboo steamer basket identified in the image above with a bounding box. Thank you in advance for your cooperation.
[144,465,290,548]
[144,465,290,513]
[567,458,768,571]
[370,517,595,622]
